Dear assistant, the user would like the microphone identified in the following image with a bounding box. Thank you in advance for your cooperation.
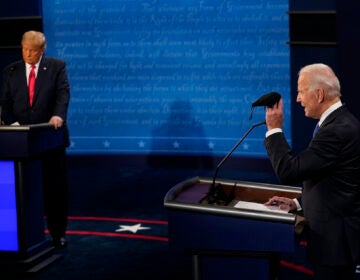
[207,91,281,204]
[207,120,266,204]
[249,91,281,120]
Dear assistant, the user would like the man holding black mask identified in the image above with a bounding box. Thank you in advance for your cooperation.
[263,63,360,280]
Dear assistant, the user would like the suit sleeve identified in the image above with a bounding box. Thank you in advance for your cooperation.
[52,60,70,121]
[264,130,340,185]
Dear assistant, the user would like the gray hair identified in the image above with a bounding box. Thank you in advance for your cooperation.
[298,63,341,99]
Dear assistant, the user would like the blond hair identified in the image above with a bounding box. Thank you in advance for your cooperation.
[21,30,47,50]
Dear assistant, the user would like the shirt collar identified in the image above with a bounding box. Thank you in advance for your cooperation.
[26,61,40,69]
[319,100,342,126]
[25,56,42,69]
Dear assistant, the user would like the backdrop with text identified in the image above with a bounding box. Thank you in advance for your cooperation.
[42,0,291,157]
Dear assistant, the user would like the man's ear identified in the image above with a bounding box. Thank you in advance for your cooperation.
[315,88,325,103]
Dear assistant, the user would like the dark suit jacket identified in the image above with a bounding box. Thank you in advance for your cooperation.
[1,56,70,145]
[264,105,360,266]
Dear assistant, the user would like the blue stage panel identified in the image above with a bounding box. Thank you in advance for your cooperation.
[0,161,19,252]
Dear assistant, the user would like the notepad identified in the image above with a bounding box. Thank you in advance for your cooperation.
[234,200,289,214]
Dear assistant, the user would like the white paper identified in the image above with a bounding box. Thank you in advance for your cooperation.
[234,200,289,214]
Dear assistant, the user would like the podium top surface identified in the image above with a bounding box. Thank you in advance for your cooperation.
[164,176,302,224]
[0,123,55,131]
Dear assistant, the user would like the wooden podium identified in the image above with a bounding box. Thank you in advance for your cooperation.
[164,176,302,280]
[0,123,65,273]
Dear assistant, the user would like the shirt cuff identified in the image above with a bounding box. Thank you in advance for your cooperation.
[265,128,282,138]
[293,198,302,211]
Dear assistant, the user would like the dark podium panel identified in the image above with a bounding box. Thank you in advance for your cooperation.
[0,123,65,158]
[164,177,302,280]
[0,124,65,273]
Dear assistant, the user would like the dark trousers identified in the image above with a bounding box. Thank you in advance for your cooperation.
[313,264,356,280]
[42,147,68,239]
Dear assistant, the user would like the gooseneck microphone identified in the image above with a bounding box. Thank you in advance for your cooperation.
[207,121,266,204]
[207,91,281,205]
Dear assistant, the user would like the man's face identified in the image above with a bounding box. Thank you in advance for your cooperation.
[22,41,44,65]
[296,73,321,119]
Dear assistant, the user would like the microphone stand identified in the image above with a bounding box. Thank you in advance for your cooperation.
[207,120,266,204]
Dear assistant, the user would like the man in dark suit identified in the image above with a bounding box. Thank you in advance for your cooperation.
[1,30,70,248]
[263,63,360,279]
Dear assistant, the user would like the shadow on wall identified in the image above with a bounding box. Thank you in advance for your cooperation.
[147,99,213,169]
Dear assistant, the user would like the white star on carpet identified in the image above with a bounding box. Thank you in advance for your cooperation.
[115,223,151,234]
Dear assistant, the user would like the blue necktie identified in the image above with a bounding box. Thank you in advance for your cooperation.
[312,123,320,138]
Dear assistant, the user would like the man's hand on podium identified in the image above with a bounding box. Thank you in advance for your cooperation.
[49,116,64,129]
[264,196,296,212]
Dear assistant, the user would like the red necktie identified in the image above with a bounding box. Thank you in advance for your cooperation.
[28,64,36,106]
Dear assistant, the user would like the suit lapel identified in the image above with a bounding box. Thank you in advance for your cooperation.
[33,58,48,104]
[17,62,28,95]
